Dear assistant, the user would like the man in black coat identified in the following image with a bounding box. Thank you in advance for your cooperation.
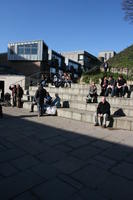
[35,84,47,117]
[94,97,110,128]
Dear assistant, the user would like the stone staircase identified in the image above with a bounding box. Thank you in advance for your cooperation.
[22,84,133,131]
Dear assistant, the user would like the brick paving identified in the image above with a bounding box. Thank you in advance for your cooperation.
[0,107,133,200]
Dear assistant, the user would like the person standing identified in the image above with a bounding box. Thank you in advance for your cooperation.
[9,84,17,107]
[94,97,110,128]
[35,84,47,117]
[16,84,23,108]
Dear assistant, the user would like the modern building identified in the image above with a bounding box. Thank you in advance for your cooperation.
[48,49,66,75]
[61,50,101,72]
[98,51,116,62]
[0,40,48,76]
[65,58,81,78]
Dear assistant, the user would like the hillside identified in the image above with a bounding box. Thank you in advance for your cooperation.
[108,44,133,69]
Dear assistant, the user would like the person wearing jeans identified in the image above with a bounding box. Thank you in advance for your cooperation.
[94,97,110,128]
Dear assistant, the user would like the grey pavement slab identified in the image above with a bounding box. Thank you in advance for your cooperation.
[98,174,133,200]
[32,178,77,200]
[0,170,44,200]
[11,155,41,170]
[1,107,133,200]
[31,163,59,180]
[53,156,87,174]
[0,163,19,177]
[111,162,133,180]
[72,165,111,189]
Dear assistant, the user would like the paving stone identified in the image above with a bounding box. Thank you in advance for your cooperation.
[71,145,102,161]
[37,149,67,164]
[13,191,38,200]
[111,162,133,180]
[72,165,110,189]
[0,137,17,149]
[0,170,44,199]
[101,145,132,161]
[91,140,113,150]
[124,153,133,163]
[66,137,95,148]
[32,178,76,200]
[77,188,107,200]
[53,143,73,153]
[88,155,116,170]
[13,138,51,155]
[98,174,133,200]
[58,174,83,190]
[53,156,87,174]
[0,163,19,177]
[44,136,68,146]
[11,155,40,170]
[31,163,59,180]
[0,149,26,163]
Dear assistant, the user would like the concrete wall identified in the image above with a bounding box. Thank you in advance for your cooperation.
[0,75,25,94]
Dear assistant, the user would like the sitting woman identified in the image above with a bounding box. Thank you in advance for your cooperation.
[86,82,98,103]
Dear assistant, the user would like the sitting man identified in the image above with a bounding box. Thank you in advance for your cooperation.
[51,93,61,108]
[116,75,130,97]
[105,75,116,97]
[94,96,110,128]
[86,82,98,103]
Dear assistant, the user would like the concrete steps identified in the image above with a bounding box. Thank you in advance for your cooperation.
[22,84,133,131]
[57,108,133,131]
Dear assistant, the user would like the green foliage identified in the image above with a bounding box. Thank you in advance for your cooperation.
[82,71,128,84]
[108,44,133,69]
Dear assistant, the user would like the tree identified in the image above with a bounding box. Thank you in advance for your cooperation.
[122,0,133,23]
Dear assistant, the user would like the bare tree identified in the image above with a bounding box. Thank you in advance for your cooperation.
[122,0,133,23]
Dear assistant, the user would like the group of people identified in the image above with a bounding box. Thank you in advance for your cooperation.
[100,74,130,98]
[9,84,24,108]
[51,72,72,88]
[86,74,131,128]
[31,83,61,117]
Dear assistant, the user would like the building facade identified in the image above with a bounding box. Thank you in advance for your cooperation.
[7,40,48,76]
[98,51,116,62]
[48,49,66,75]
[61,50,101,72]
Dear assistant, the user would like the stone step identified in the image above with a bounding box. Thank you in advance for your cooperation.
[27,89,133,107]
[69,101,133,117]
[57,108,133,131]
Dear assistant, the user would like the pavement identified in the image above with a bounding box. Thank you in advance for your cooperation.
[0,107,133,200]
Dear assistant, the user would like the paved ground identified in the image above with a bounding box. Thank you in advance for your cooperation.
[0,107,133,200]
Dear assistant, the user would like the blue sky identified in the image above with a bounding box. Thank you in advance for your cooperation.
[0,0,133,56]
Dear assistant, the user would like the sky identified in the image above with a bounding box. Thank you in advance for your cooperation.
[0,0,133,56]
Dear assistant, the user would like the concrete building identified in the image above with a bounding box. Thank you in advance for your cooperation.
[61,50,101,72]
[0,40,48,76]
[48,49,66,75]
[98,51,116,62]
[65,58,81,78]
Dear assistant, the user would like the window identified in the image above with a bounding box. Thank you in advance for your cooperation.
[109,53,112,59]
[10,45,15,55]
[18,45,24,55]
[78,54,84,61]
[17,43,38,55]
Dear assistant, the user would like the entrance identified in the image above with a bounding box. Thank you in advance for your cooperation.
[0,81,4,101]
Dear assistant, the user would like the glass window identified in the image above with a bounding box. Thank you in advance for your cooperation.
[31,43,38,54]
[25,44,31,54]
[17,45,24,55]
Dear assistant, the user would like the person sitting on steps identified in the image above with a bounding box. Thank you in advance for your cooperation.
[94,96,110,128]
